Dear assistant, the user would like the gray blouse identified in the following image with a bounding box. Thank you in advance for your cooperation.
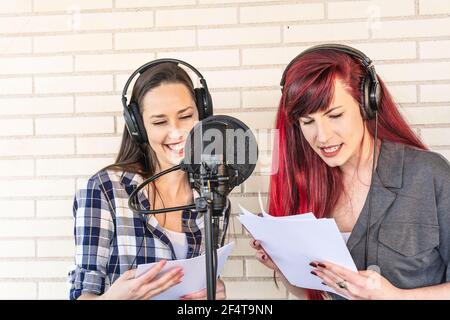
[328,140,450,299]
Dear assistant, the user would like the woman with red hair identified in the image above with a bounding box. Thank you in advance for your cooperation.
[251,44,450,300]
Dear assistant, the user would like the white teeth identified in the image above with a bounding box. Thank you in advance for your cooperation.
[166,142,184,151]
[323,145,340,153]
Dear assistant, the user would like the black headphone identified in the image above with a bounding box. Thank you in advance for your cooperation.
[122,58,213,145]
[280,44,380,120]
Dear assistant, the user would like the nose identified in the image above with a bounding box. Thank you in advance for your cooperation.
[316,120,333,145]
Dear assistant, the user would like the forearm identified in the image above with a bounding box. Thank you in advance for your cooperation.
[399,282,450,300]
[77,293,104,300]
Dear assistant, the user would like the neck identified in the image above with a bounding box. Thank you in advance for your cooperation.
[339,129,378,183]
[153,164,190,198]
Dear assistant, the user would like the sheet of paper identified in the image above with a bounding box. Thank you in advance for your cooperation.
[135,242,234,300]
[240,204,316,220]
[238,207,356,298]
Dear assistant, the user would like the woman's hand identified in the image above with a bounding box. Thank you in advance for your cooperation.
[102,260,184,300]
[310,260,403,300]
[249,238,279,272]
[180,279,226,300]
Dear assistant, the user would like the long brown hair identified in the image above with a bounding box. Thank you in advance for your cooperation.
[104,62,196,178]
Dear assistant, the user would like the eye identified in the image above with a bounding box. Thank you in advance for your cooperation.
[152,121,167,126]
[301,119,314,125]
[329,113,343,119]
[180,114,193,120]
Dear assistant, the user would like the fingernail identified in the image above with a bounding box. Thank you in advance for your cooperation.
[252,240,257,246]
[318,263,326,268]
[309,262,318,268]
[311,270,318,276]
[261,254,267,261]
[321,282,327,286]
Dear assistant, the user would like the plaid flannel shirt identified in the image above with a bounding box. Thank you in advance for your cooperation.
[68,169,205,300]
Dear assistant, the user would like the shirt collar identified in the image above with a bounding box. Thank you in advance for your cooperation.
[376,140,405,189]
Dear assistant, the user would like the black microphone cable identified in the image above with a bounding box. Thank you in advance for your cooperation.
[364,112,378,269]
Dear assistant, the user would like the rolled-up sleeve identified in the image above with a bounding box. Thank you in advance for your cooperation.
[68,176,114,300]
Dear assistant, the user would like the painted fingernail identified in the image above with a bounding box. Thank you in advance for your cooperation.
[309,262,318,268]
[252,240,257,246]
[321,282,327,286]
[318,263,326,268]
[261,254,267,261]
[311,270,318,276]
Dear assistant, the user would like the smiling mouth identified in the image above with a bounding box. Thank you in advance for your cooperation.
[164,141,185,156]
[319,143,343,157]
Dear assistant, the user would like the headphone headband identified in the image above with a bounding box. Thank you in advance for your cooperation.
[121,58,208,107]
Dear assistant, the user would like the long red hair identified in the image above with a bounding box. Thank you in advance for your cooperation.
[269,49,426,299]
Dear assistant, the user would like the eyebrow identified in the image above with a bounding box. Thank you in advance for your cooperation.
[150,106,194,119]
[301,106,343,119]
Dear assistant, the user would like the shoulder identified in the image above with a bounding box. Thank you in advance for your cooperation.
[402,144,450,179]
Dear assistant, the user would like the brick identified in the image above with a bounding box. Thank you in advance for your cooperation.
[35,75,113,94]
[420,40,450,59]
[0,159,34,177]
[401,106,450,125]
[0,261,71,279]
[0,97,73,115]
[116,30,195,50]
[0,179,74,198]
[36,199,73,218]
[0,282,36,299]
[36,157,113,176]
[0,119,33,136]
[75,52,154,72]
[0,1,32,14]
[0,78,32,95]
[203,69,282,89]
[116,117,126,133]
[372,17,450,39]
[388,85,417,103]
[419,0,450,15]
[38,282,68,300]
[377,62,450,82]
[0,219,73,237]
[244,175,270,193]
[421,128,450,146]
[210,91,240,109]
[156,7,236,27]
[199,26,280,47]
[34,0,112,12]
[421,84,450,102]
[227,111,277,130]
[0,200,34,218]
[243,90,281,108]
[77,11,154,31]
[350,41,417,60]
[34,33,112,53]
[435,149,450,162]
[0,138,74,157]
[76,95,121,113]
[0,240,35,258]
[76,136,121,155]
[200,0,273,3]
[245,259,274,277]
[229,196,267,215]
[241,3,324,23]
[284,22,368,43]
[0,56,72,75]
[226,216,243,235]
[243,46,307,66]
[328,0,415,19]
[0,15,70,34]
[36,116,114,135]
[225,280,286,299]
[230,238,255,257]
[37,239,74,258]
[221,259,244,277]
[156,49,239,68]
[0,37,32,54]
[116,0,195,8]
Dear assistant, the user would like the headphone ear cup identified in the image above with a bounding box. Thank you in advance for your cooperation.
[194,87,213,120]
[128,102,148,144]
[360,76,375,120]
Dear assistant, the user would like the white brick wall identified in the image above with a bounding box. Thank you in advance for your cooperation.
[0,0,449,301]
